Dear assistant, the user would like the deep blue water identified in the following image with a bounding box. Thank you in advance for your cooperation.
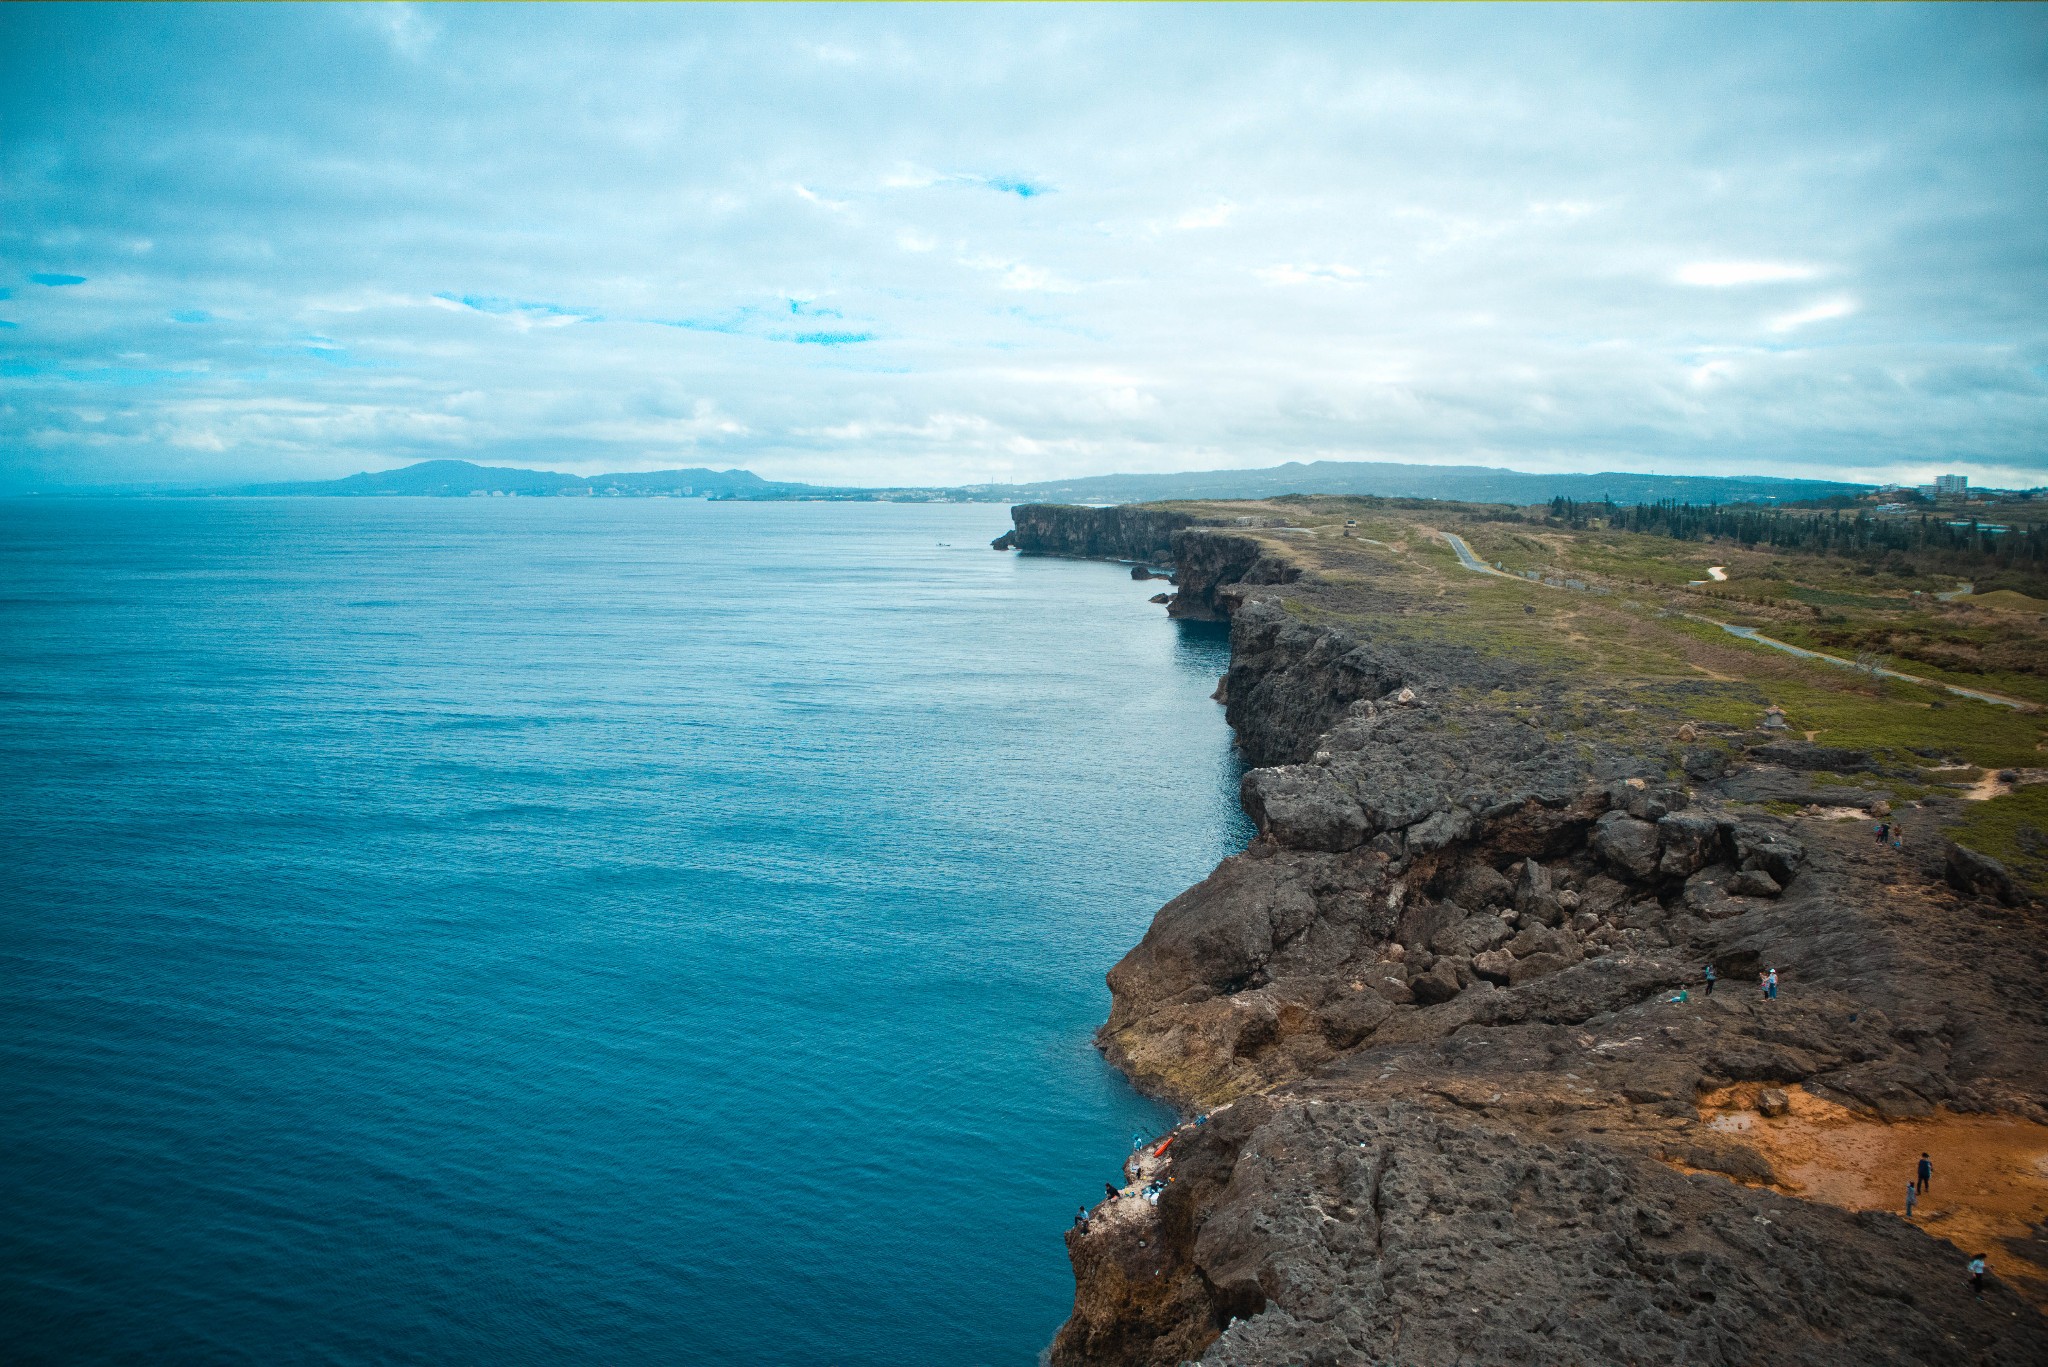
[0,499,1251,1367]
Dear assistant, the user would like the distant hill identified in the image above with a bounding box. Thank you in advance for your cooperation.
[236,460,824,499]
[969,459,1871,507]
[219,456,1874,507]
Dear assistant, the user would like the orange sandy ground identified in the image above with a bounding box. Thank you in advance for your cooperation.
[1691,1084,2048,1305]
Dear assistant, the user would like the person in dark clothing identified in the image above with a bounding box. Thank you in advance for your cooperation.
[1918,1153,1932,1193]
[1104,1182,1122,1202]
[1703,964,1718,995]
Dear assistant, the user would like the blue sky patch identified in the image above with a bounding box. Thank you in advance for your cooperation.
[788,331,875,346]
[172,310,212,324]
[31,273,87,287]
[985,177,1046,198]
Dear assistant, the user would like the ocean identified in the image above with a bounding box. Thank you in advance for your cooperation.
[0,497,1252,1366]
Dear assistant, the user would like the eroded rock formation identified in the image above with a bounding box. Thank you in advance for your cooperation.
[1034,515,2048,1367]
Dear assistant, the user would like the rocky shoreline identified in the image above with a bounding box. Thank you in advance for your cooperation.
[999,503,2048,1367]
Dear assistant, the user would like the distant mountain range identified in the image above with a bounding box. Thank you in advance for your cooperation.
[237,460,833,500]
[215,456,1876,507]
[972,459,1873,507]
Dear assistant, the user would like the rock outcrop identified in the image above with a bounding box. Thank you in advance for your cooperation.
[994,504,1203,564]
[1023,508,2048,1367]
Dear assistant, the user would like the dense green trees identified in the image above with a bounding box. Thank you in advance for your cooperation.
[1545,497,2046,572]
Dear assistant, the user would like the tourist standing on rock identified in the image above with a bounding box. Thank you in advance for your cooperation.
[1767,968,1779,1000]
[1905,1183,1917,1217]
[1760,969,1771,999]
[1703,964,1717,995]
[1918,1153,1933,1193]
[1968,1254,1988,1296]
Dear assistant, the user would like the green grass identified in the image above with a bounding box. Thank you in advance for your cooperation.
[1944,785,2048,893]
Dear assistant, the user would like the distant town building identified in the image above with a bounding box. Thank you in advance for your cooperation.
[1934,473,1968,497]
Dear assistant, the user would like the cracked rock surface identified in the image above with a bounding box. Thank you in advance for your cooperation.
[1013,505,2048,1367]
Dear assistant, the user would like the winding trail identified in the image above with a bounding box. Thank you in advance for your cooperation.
[1435,532,2037,712]
[1439,530,1517,578]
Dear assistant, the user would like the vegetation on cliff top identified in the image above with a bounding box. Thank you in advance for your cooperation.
[1141,493,2048,890]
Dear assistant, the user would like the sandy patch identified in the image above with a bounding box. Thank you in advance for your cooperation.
[1691,1084,2048,1304]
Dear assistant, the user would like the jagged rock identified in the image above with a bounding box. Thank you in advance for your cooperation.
[1681,745,1726,779]
[1507,923,1565,958]
[1173,530,1300,621]
[1656,811,1723,877]
[1430,912,1513,958]
[1747,743,1879,773]
[1508,950,1572,986]
[1149,592,1172,604]
[1727,868,1783,898]
[1221,602,1405,764]
[1450,862,1512,910]
[1757,1087,1791,1117]
[1240,766,1368,851]
[1410,962,1462,1005]
[1318,988,1392,1048]
[1731,823,1805,885]
[1591,811,1661,879]
[1404,807,1473,852]
[1470,948,1517,984]
[1945,841,2021,906]
[1006,503,1197,563]
[1680,868,1743,919]
[1031,514,2048,1367]
[1677,722,1698,742]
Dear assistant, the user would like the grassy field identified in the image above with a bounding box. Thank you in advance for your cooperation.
[1144,493,2048,887]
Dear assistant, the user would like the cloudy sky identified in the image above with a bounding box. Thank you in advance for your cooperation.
[2,3,2044,490]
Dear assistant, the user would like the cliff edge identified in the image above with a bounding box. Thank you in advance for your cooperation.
[1002,500,2048,1367]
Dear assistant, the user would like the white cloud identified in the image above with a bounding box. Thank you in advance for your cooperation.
[1768,296,1857,332]
[1175,202,1237,230]
[1676,261,1819,287]
[5,5,2042,489]
[1255,263,1365,286]
[793,184,851,214]
[961,255,1076,293]
[352,3,436,61]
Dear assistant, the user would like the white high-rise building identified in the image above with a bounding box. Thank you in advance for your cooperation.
[1934,473,1969,497]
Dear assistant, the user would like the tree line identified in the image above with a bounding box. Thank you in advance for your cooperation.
[1544,498,2048,570]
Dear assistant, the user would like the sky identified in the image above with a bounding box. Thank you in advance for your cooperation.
[2,3,2045,492]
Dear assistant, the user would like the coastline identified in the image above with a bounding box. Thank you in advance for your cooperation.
[1000,502,2048,1367]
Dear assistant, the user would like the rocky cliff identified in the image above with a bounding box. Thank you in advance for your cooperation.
[993,504,1202,564]
[1013,511,2048,1367]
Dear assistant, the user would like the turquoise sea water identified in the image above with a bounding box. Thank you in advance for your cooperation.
[0,499,1251,1366]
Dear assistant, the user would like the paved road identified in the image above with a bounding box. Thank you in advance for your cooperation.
[1686,617,2032,711]
[1440,531,1518,579]
[1434,532,2035,712]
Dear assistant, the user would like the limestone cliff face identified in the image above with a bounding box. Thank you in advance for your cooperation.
[1012,508,2048,1367]
[1163,531,1298,622]
[994,504,1200,564]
